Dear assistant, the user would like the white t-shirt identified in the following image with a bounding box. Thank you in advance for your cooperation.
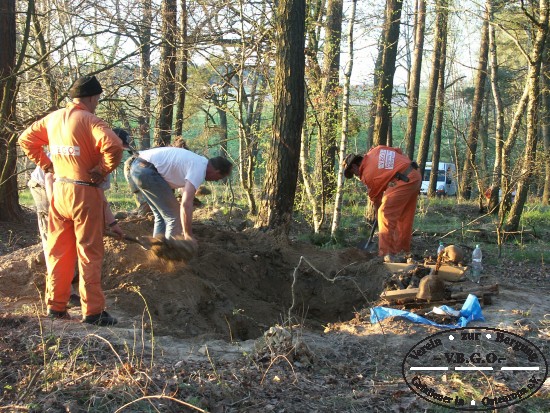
[30,164,46,185]
[137,147,207,190]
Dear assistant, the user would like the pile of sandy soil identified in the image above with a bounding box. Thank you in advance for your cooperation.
[0,214,390,341]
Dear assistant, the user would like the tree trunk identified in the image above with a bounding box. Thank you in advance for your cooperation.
[32,4,59,106]
[372,0,403,146]
[298,0,323,231]
[487,0,505,213]
[542,42,550,205]
[138,0,152,149]
[367,34,384,148]
[506,0,549,231]
[428,11,448,197]
[479,87,490,190]
[154,0,177,146]
[459,5,489,200]
[404,0,426,160]
[498,83,529,219]
[256,0,306,235]
[174,0,188,137]
[238,71,265,215]
[415,0,446,178]
[0,0,23,222]
[331,0,356,238]
[313,0,343,216]
[300,104,323,233]
[214,83,229,157]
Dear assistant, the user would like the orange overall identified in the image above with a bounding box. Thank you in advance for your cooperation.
[358,146,421,256]
[18,102,123,317]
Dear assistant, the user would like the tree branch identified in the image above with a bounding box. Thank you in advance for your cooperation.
[494,22,531,63]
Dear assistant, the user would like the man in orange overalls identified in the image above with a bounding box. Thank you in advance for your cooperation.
[343,146,421,261]
[19,76,123,326]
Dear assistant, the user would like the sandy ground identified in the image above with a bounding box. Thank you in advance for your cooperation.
[0,209,549,412]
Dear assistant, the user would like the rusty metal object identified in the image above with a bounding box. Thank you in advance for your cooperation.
[442,245,464,264]
[416,251,446,301]
[416,273,446,301]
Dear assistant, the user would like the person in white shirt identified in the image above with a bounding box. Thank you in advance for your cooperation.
[28,165,52,252]
[127,147,232,244]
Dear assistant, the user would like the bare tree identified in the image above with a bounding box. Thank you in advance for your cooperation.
[0,0,27,222]
[404,0,426,160]
[487,0,505,212]
[428,4,449,197]
[155,0,177,146]
[416,0,447,177]
[372,0,403,146]
[506,0,549,231]
[237,69,268,215]
[459,3,490,200]
[32,2,59,106]
[313,0,344,214]
[174,0,188,137]
[367,28,385,148]
[331,0,357,238]
[138,0,153,149]
[256,0,306,235]
[542,40,550,205]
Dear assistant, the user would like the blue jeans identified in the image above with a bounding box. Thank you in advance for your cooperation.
[129,159,182,238]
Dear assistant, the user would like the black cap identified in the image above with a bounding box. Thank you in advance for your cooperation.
[69,75,103,98]
[112,128,130,146]
[343,154,362,178]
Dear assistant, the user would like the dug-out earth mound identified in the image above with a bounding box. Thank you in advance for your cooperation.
[0,217,389,341]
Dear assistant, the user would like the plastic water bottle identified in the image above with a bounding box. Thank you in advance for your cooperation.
[437,241,445,256]
[471,245,483,283]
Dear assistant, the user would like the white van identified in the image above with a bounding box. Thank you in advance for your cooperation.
[420,162,457,196]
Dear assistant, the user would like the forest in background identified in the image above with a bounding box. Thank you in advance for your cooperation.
[1,0,549,239]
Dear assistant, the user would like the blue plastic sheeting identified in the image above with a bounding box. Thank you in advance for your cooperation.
[370,294,485,329]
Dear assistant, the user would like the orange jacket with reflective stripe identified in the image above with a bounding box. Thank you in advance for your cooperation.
[18,102,123,181]
[358,146,413,206]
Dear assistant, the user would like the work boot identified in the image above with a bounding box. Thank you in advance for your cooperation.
[47,308,71,320]
[82,311,118,326]
[383,254,396,263]
[67,294,81,308]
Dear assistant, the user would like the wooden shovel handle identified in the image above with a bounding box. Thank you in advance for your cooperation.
[363,220,378,250]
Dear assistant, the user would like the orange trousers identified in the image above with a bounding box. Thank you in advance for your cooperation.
[377,169,421,256]
[46,182,105,316]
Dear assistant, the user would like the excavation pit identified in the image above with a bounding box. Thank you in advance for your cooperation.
[0,220,389,342]
[102,223,389,341]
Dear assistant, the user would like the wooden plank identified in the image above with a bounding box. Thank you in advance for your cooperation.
[404,297,486,313]
[381,283,498,304]
[449,283,499,299]
[380,288,419,301]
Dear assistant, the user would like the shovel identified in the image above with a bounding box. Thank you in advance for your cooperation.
[105,231,197,262]
[359,220,378,252]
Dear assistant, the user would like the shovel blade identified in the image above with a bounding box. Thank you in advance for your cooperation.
[363,240,378,253]
[356,238,378,252]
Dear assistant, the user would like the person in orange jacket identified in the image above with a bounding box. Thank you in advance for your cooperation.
[342,146,422,261]
[19,75,123,326]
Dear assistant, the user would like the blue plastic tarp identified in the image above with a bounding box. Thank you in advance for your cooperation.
[370,294,485,329]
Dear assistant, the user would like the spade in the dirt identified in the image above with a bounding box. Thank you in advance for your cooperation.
[357,221,378,253]
[106,232,197,262]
